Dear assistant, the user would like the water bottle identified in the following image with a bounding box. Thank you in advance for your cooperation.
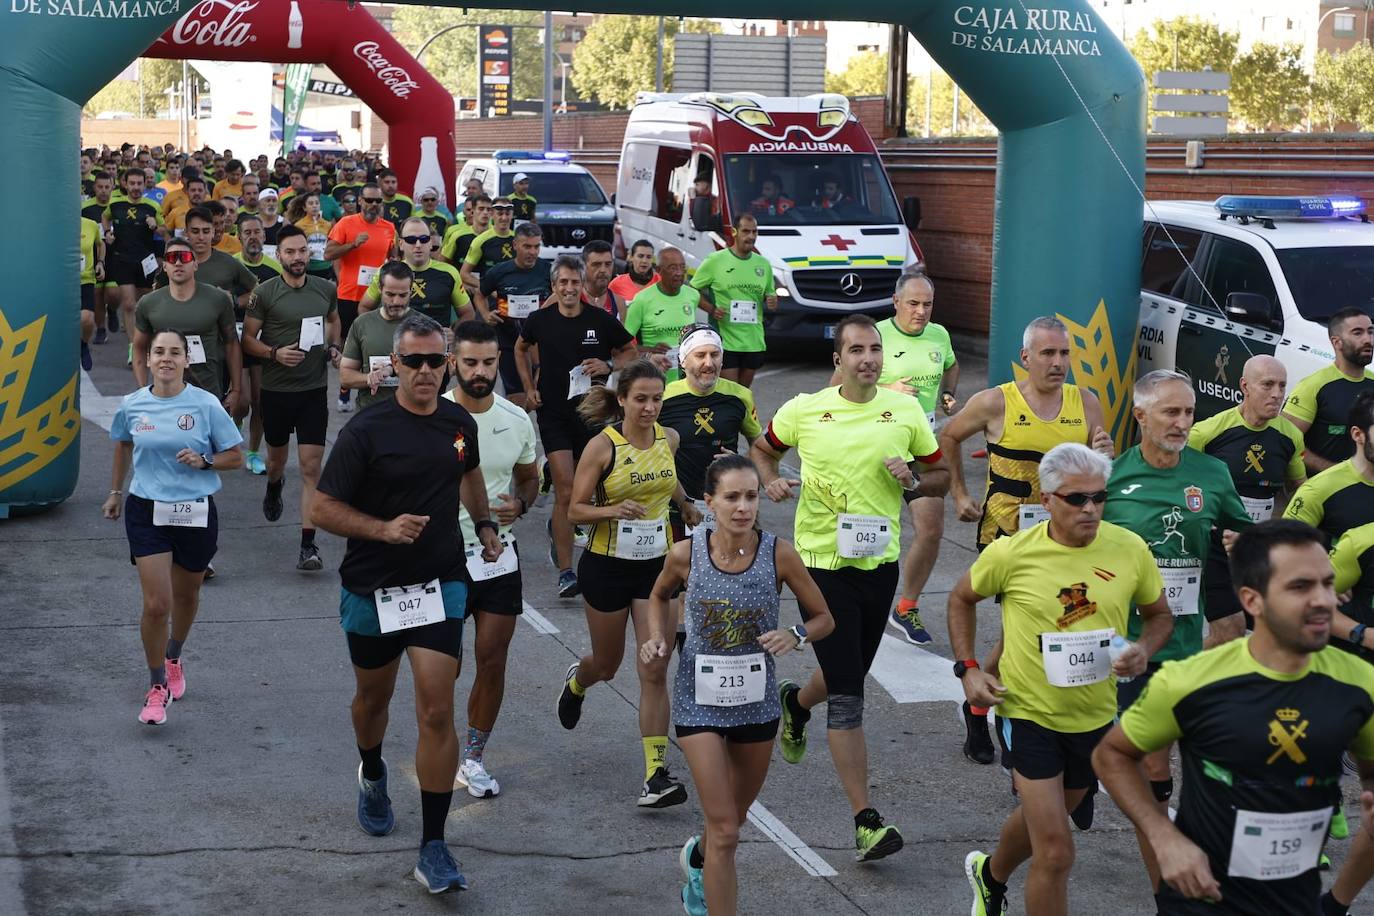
[1109,634,1134,683]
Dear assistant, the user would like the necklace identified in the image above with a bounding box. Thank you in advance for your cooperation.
[713,532,753,564]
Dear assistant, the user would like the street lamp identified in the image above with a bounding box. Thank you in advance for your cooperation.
[1318,5,1353,34]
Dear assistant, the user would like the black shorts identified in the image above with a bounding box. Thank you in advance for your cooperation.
[495,322,525,395]
[579,550,665,612]
[337,298,359,342]
[722,350,765,371]
[109,259,153,288]
[995,716,1111,789]
[805,562,900,699]
[676,719,779,743]
[467,560,523,616]
[1204,534,1243,623]
[124,494,218,572]
[1117,661,1163,714]
[345,617,465,670]
[537,407,595,459]
[81,284,95,311]
[261,387,328,447]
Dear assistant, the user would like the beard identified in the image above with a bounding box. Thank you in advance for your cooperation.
[457,374,493,398]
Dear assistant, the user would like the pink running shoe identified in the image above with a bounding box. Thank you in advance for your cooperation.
[166,658,186,701]
[139,684,170,725]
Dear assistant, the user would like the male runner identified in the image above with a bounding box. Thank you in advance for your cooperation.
[623,247,699,382]
[326,183,396,412]
[1285,390,1374,547]
[509,173,536,223]
[360,217,470,328]
[377,168,414,230]
[1284,307,1374,476]
[341,261,421,412]
[440,195,490,267]
[105,168,164,347]
[692,213,776,388]
[578,240,623,319]
[474,223,550,410]
[460,198,516,289]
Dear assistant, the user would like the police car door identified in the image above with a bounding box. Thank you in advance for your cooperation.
[1138,222,1204,377]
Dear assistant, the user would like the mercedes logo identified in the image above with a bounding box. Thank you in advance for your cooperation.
[571,228,587,241]
[839,272,863,296]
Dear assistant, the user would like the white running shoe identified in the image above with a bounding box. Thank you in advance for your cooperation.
[456,757,501,798]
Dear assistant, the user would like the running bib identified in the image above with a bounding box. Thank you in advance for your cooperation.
[507,294,539,319]
[153,497,209,528]
[567,365,592,400]
[1242,495,1276,524]
[836,514,892,559]
[368,355,398,387]
[357,265,378,288]
[185,334,207,365]
[141,253,158,277]
[616,519,667,560]
[1018,504,1051,530]
[729,299,758,325]
[299,315,324,350]
[1160,563,1202,616]
[373,579,444,634]
[685,499,715,537]
[1228,807,1329,881]
[465,536,517,581]
[308,240,326,261]
[694,653,766,707]
[81,253,88,272]
[1041,628,1114,687]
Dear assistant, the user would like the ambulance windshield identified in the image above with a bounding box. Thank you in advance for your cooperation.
[723,153,902,226]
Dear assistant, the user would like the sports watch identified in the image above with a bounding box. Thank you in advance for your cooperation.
[953,659,980,679]
[789,625,808,649]
[199,453,215,470]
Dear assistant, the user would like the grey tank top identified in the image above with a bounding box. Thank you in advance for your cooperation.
[672,528,782,727]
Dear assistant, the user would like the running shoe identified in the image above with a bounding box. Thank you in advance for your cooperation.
[263,478,284,522]
[413,840,467,894]
[80,342,93,371]
[298,544,323,571]
[1321,852,1333,871]
[639,766,688,808]
[94,327,108,345]
[962,701,996,765]
[557,569,580,598]
[778,680,808,764]
[889,599,932,645]
[546,518,558,569]
[558,663,584,730]
[126,342,132,367]
[574,525,589,549]
[245,451,266,475]
[539,458,553,496]
[965,850,1008,915]
[165,658,186,701]
[138,684,170,725]
[854,809,903,862]
[456,758,501,799]
[679,836,707,916]
[1331,807,1350,840]
[107,311,119,333]
[356,759,395,836]
[337,396,354,413]
[203,562,215,581]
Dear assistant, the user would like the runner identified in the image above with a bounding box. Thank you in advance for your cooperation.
[460,198,516,289]
[79,214,105,371]
[164,173,209,237]
[443,320,539,798]
[623,247,699,383]
[751,313,949,860]
[288,192,335,281]
[414,188,451,245]
[1095,519,1374,916]
[326,184,397,413]
[360,217,471,329]
[515,254,638,596]
[473,223,549,410]
[556,360,702,809]
[240,224,342,571]
[1284,307,1374,476]
[340,261,421,412]
[105,168,164,354]
[208,201,242,256]
[313,312,503,894]
[1284,390,1374,546]
[440,195,491,268]
[1188,354,1306,646]
[102,329,244,725]
[232,215,282,476]
[691,213,775,388]
[954,442,1172,916]
[579,240,623,319]
[608,238,659,310]
[81,170,117,342]
[639,454,835,916]
[211,158,245,200]
[940,315,1114,765]
[256,189,285,248]
[235,215,284,284]
[509,172,536,223]
[377,168,414,230]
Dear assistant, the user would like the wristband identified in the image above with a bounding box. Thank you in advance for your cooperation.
[109,489,123,496]
[1352,623,1368,649]
[270,346,279,362]
[475,519,499,537]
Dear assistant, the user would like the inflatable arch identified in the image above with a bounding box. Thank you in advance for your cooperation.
[0,0,1144,514]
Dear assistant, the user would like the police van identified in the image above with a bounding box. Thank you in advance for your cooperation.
[1136,194,1374,418]
[458,150,617,259]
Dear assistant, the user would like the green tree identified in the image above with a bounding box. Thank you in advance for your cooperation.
[1312,45,1374,131]
[571,16,720,109]
[826,50,888,98]
[908,68,995,137]
[85,58,188,118]
[1129,16,1238,121]
[390,7,546,103]
[1230,43,1308,131]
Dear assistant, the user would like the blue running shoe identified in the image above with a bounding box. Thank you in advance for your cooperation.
[414,839,468,894]
[679,836,706,916]
[558,569,580,598]
[80,342,93,371]
[356,760,395,837]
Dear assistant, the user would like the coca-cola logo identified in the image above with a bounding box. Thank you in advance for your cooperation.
[353,41,419,99]
[162,0,259,47]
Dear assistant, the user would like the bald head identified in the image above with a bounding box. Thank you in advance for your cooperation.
[1239,354,1288,422]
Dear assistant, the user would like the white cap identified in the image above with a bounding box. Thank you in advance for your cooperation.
[679,327,723,360]
[259,187,278,199]
[513,172,529,183]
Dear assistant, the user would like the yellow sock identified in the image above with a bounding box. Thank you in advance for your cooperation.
[568,671,586,697]
[643,736,668,780]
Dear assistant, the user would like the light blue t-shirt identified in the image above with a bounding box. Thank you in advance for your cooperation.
[110,385,243,502]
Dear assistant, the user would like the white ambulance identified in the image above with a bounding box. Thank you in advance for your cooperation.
[616,92,923,345]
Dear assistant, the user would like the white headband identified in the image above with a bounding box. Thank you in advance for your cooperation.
[679,327,722,359]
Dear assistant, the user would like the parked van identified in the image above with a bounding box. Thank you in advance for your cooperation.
[617,92,923,344]
[459,150,616,259]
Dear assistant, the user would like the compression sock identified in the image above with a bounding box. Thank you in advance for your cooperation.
[1321,891,1350,916]
[567,672,586,697]
[165,637,184,660]
[358,742,384,781]
[896,596,919,614]
[149,665,167,687]
[854,808,881,829]
[420,789,452,844]
[981,855,1008,893]
[784,684,811,723]
[464,726,491,763]
[970,705,990,717]
[301,527,316,548]
[643,736,668,780]
[689,836,705,869]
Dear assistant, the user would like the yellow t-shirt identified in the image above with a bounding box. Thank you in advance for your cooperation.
[586,423,677,557]
[79,217,100,285]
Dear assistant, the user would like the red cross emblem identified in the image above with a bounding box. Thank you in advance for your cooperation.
[819,234,857,251]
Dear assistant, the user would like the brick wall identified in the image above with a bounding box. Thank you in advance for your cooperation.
[81,119,197,152]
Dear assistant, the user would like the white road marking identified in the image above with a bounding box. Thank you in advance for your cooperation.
[79,370,125,432]
[747,800,839,877]
[521,601,560,634]
[752,366,791,381]
[868,633,966,704]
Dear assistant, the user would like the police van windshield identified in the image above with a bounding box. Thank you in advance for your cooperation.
[722,154,902,226]
[498,171,607,206]
[1276,247,1374,322]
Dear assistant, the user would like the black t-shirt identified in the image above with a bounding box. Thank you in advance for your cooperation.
[109,197,160,264]
[317,396,481,593]
[519,305,633,407]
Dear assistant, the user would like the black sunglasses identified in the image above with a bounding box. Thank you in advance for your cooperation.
[1050,490,1109,506]
[401,234,432,245]
[361,196,384,204]
[396,352,447,369]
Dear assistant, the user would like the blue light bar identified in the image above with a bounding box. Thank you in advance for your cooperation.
[1215,194,1367,219]
[492,149,572,162]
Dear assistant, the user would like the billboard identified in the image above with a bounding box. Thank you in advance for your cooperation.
[478,24,512,117]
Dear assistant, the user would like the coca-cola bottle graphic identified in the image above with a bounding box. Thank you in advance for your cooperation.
[413,137,448,209]
[288,1,304,50]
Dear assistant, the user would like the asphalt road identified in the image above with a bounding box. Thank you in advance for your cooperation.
[0,334,1366,915]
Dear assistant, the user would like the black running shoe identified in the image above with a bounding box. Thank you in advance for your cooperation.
[962,701,996,765]
[558,663,584,730]
[263,478,284,522]
[638,767,688,808]
[297,543,323,571]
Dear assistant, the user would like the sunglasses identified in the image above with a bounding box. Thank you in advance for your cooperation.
[396,352,447,369]
[1050,490,1109,507]
[361,197,384,204]
[164,250,196,265]
[401,234,432,245]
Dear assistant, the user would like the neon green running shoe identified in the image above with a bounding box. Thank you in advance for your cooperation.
[778,680,808,765]
[1331,807,1350,839]
[854,809,903,862]
[965,850,1008,915]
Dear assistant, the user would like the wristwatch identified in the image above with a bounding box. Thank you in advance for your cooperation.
[475,519,499,537]
[1351,623,1368,649]
[199,453,215,469]
[789,624,808,649]
[953,658,980,679]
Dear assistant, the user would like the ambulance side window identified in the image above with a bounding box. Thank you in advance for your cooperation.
[1200,236,1282,330]
[1141,223,1203,302]
[653,147,692,224]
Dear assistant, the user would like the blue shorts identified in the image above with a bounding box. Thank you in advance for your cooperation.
[124,494,218,572]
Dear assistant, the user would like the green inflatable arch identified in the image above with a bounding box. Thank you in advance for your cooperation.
[0,0,1144,514]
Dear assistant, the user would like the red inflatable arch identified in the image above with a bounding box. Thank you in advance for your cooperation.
[145,0,456,207]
